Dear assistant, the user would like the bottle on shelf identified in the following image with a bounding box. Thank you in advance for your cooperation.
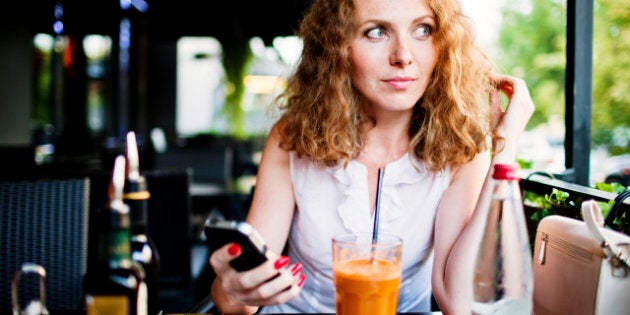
[84,155,148,315]
[472,163,533,315]
[124,131,161,315]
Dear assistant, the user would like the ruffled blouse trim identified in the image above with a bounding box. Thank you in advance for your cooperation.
[328,153,441,234]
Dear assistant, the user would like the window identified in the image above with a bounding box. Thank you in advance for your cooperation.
[175,36,302,139]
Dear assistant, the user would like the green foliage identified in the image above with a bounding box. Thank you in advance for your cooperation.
[517,158,533,170]
[523,187,580,248]
[526,188,579,223]
[497,0,630,154]
[592,181,630,227]
[497,0,567,129]
[591,0,630,152]
[525,181,629,236]
[593,181,629,194]
[222,39,254,139]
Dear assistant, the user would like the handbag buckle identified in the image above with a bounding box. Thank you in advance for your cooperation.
[610,242,630,278]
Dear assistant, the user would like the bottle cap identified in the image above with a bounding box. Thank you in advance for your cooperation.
[492,163,519,180]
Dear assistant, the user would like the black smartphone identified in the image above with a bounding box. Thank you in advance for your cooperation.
[204,219,268,272]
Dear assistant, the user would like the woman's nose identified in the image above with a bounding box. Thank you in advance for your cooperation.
[390,37,413,66]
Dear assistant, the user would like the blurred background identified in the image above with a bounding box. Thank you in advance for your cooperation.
[1,0,628,185]
[465,0,629,186]
[0,0,628,312]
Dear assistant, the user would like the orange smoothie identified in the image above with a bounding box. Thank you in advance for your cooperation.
[333,258,401,315]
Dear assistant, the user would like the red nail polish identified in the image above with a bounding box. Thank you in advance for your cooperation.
[227,243,241,256]
[291,263,303,276]
[274,256,290,270]
[298,274,306,287]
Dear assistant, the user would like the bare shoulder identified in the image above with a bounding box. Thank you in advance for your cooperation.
[260,123,290,166]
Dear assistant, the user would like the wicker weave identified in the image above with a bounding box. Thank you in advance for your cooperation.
[0,178,89,312]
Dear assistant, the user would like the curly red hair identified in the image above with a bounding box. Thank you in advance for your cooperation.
[274,0,497,171]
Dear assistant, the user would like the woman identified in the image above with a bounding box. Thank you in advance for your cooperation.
[209,0,534,314]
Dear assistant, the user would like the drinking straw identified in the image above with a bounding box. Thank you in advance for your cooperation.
[371,168,384,262]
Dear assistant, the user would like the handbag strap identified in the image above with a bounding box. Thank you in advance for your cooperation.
[604,190,630,232]
[582,200,630,270]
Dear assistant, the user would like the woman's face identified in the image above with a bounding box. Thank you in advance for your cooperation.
[349,0,438,113]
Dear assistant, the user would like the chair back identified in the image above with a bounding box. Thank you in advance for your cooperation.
[0,177,90,312]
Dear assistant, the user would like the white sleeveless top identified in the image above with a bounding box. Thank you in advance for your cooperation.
[261,151,451,313]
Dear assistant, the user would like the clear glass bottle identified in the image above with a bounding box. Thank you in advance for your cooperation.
[472,163,533,315]
[124,131,160,315]
[84,155,148,315]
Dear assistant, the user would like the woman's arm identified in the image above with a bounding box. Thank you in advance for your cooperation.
[246,126,297,253]
[431,150,491,315]
[431,75,535,315]
[209,125,303,314]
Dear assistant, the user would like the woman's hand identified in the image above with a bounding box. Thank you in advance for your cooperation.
[490,74,535,163]
[209,243,306,315]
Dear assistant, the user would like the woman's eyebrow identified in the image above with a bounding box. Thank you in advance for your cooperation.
[359,14,436,26]
[414,14,437,24]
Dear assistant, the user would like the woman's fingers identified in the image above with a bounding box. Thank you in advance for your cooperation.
[209,242,242,276]
[493,75,534,112]
[237,263,306,305]
[209,244,305,306]
[503,76,534,133]
[496,77,515,99]
[489,85,504,131]
[488,74,536,162]
[490,74,535,132]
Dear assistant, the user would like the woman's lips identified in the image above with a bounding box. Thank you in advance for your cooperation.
[383,77,415,89]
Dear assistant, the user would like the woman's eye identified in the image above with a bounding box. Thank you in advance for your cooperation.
[413,24,433,39]
[366,27,386,39]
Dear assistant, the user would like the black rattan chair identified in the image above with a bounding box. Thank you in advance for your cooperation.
[0,177,90,313]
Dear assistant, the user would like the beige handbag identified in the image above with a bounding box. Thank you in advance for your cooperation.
[532,200,630,315]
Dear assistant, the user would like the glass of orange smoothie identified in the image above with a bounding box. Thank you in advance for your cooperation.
[332,233,403,315]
